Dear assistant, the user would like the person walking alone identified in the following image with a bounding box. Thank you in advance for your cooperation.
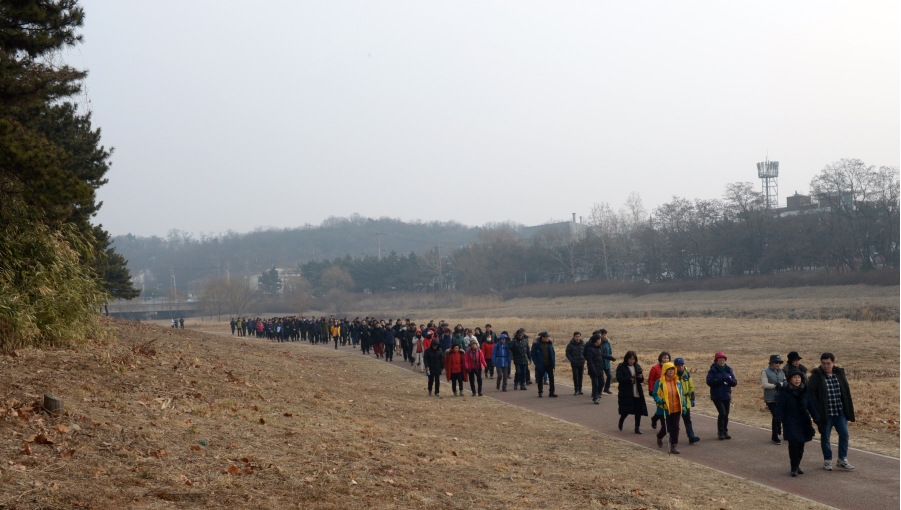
[706,352,738,440]
[761,354,787,444]
[775,368,820,477]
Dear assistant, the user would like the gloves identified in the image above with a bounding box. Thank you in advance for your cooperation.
[691,400,695,407]
[774,382,783,390]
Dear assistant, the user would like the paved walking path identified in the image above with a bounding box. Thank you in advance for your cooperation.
[216,334,900,510]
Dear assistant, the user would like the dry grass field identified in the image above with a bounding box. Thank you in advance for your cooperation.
[0,319,834,509]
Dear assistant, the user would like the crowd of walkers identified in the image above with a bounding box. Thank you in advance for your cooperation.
[228,315,857,477]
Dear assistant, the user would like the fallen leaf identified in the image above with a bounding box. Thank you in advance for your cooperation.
[194,393,202,398]
[259,418,266,424]
[350,480,358,485]
[191,445,201,451]
[227,465,241,475]
[445,492,453,497]
[22,443,31,455]
[59,449,75,459]
[243,468,254,475]
[283,413,293,417]
[35,434,54,444]
[55,424,69,434]
[451,451,457,456]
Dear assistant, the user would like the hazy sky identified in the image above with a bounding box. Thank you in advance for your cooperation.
[75,1,899,237]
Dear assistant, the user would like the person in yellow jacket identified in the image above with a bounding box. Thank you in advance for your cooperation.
[674,358,701,444]
[331,322,341,350]
[653,362,689,454]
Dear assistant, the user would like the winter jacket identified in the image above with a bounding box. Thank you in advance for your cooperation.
[491,341,511,368]
[423,345,444,373]
[774,383,820,443]
[464,335,480,349]
[600,339,614,369]
[479,331,498,344]
[584,342,616,376]
[647,363,663,396]
[530,340,556,371]
[384,328,395,345]
[653,377,688,417]
[464,348,487,372]
[451,334,467,352]
[615,362,648,417]
[439,332,453,352]
[372,327,385,345]
[444,350,468,381]
[565,339,586,367]
[481,341,495,364]
[676,369,695,405]
[705,363,738,401]
[761,366,787,403]
[807,366,855,426]
[509,336,531,365]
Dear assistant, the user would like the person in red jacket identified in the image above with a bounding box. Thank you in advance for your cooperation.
[481,336,496,379]
[445,344,468,397]
[465,340,488,397]
[648,351,671,430]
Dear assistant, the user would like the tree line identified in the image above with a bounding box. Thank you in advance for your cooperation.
[0,1,138,350]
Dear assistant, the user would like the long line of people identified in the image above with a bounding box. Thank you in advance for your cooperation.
[230,315,856,478]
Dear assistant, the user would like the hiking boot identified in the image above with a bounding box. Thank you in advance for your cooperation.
[823,461,833,471]
[837,458,854,470]
[657,438,663,448]
[689,436,701,445]
[670,445,680,454]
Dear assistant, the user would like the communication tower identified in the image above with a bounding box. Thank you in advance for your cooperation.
[757,158,779,209]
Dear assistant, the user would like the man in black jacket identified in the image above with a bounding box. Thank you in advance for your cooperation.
[808,352,856,471]
[565,332,586,396]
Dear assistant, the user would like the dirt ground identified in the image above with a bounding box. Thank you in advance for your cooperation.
[0,318,834,509]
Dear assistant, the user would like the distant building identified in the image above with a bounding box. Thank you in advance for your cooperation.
[521,213,588,241]
[774,192,819,217]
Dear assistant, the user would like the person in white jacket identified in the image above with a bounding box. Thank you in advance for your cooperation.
[464,329,480,350]
[411,330,425,372]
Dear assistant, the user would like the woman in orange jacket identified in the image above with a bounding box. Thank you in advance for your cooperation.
[445,344,468,397]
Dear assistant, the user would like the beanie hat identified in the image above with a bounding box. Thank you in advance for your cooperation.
[673,357,685,365]
[787,351,802,362]
[714,352,727,361]
[787,368,805,379]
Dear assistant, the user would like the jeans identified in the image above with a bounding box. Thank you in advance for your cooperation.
[820,413,850,461]
[468,370,483,395]
[602,367,612,392]
[496,366,510,389]
[713,399,731,434]
[766,401,782,438]
[657,413,682,445]
[571,364,584,392]
[535,367,555,395]
[681,409,696,438]
[514,363,528,388]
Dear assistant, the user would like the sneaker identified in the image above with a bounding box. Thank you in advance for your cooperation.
[772,438,783,445]
[577,390,583,395]
[837,459,854,470]
[428,391,432,396]
[689,436,701,444]
[823,461,833,471]
[435,393,440,397]
[670,445,680,454]
[796,468,804,474]
[478,393,483,397]
[453,390,457,396]
[603,390,613,395]
[791,469,798,477]
[538,393,543,398]
[549,394,558,398]
[593,398,600,405]
[723,433,732,440]
[574,391,579,396]
[718,434,725,440]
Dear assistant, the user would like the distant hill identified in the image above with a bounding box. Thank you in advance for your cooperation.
[110,214,483,292]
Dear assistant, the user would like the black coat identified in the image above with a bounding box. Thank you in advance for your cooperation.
[615,362,648,417]
[584,342,616,376]
[565,339,586,366]
[807,366,855,426]
[423,345,444,373]
[774,383,820,443]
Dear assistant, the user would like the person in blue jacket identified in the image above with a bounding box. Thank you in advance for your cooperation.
[530,332,558,398]
[706,351,738,440]
[492,333,512,391]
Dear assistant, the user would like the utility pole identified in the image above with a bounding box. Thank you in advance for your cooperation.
[376,232,384,261]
